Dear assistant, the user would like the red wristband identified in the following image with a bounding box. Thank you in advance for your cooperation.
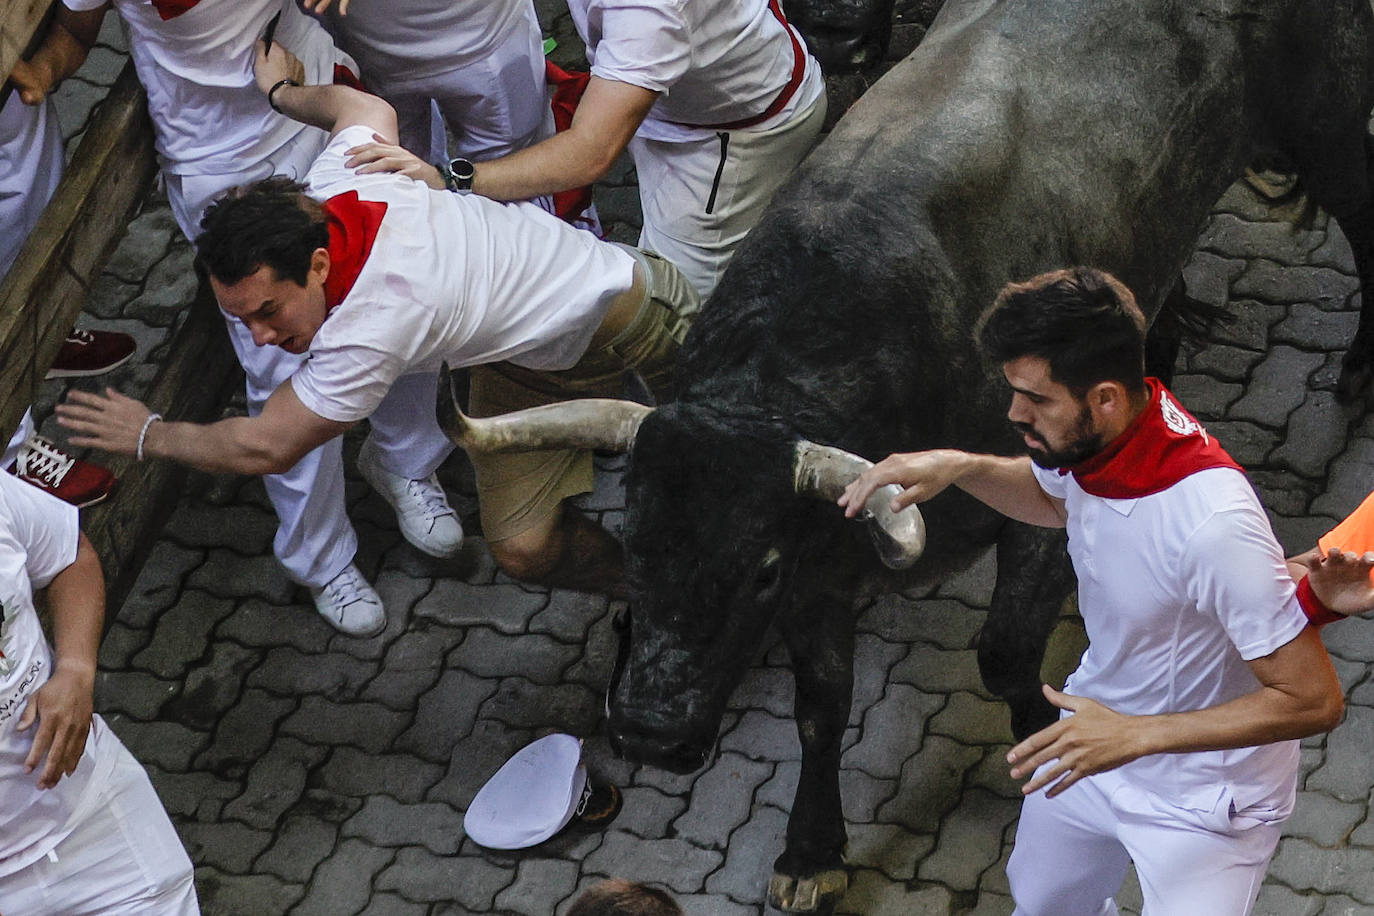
[1297,574,1344,628]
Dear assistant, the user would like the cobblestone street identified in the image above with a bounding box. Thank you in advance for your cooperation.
[24,4,1374,915]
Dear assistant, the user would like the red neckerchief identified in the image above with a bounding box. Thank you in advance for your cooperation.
[1060,377,1242,498]
[321,191,387,310]
[151,0,199,20]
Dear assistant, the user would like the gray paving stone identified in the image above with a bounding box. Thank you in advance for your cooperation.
[1228,346,1328,427]
[290,838,395,916]
[857,595,985,648]
[1310,706,1374,802]
[1231,260,1356,309]
[479,677,602,733]
[197,688,297,773]
[1211,300,1287,351]
[96,668,180,720]
[963,889,1015,916]
[280,696,411,755]
[672,752,773,848]
[1170,373,1242,419]
[118,541,205,628]
[427,719,533,809]
[393,668,497,762]
[1208,420,1282,467]
[416,579,548,633]
[317,746,445,803]
[613,784,689,838]
[130,590,240,681]
[188,549,297,605]
[1189,342,1265,382]
[180,820,276,873]
[703,802,787,902]
[376,846,515,905]
[328,569,438,664]
[965,744,1022,799]
[928,691,1012,745]
[1285,791,1366,848]
[106,716,209,772]
[1315,894,1374,915]
[494,859,582,916]
[1197,213,1322,265]
[583,830,722,894]
[845,823,934,880]
[1182,249,1243,308]
[839,768,899,823]
[728,665,796,720]
[756,759,799,812]
[356,894,429,916]
[719,709,800,762]
[876,735,983,832]
[216,598,334,654]
[1313,439,1374,519]
[224,737,328,830]
[936,547,997,607]
[1252,883,1323,916]
[193,868,304,916]
[917,789,1020,889]
[98,620,150,669]
[1274,304,1364,352]
[164,641,260,729]
[146,764,242,820]
[843,684,942,779]
[1269,837,1374,903]
[890,644,985,696]
[453,627,580,683]
[126,246,200,326]
[249,646,378,700]
[253,814,339,885]
[529,589,610,642]
[343,796,465,854]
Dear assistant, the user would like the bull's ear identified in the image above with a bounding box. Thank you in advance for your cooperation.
[435,362,654,455]
[792,440,926,570]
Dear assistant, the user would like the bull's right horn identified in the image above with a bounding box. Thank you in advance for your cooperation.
[436,362,653,454]
[793,440,926,570]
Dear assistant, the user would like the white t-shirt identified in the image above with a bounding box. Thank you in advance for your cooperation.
[567,0,824,143]
[329,0,533,85]
[63,0,349,175]
[0,474,117,877]
[0,96,64,277]
[291,125,637,423]
[1033,463,1310,816]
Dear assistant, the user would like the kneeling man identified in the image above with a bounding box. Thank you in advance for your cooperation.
[58,42,699,601]
[841,267,1344,915]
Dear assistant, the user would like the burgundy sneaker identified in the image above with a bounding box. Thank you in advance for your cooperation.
[8,435,116,507]
[45,328,136,379]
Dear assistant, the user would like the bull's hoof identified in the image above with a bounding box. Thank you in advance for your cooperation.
[767,868,848,914]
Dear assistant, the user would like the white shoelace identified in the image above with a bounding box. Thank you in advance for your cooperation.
[403,477,457,525]
[321,567,372,611]
[65,328,95,346]
[16,437,74,486]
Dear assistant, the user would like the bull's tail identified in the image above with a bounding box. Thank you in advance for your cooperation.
[1145,281,1233,384]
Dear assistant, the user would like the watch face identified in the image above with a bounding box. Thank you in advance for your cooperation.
[450,158,476,187]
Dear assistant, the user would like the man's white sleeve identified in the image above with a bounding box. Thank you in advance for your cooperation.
[584,2,689,95]
[0,475,79,589]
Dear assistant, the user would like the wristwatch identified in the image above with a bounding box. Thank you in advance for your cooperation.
[438,157,476,193]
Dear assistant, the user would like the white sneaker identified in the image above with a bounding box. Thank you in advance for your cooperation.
[357,438,464,558]
[310,564,386,637]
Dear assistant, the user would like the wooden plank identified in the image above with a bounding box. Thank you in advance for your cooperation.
[0,59,158,447]
[0,0,52,103]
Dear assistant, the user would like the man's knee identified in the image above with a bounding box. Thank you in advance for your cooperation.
[488,516,561,582]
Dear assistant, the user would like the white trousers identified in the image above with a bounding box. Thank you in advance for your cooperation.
[1007,771,1284,916]
[166,127,454,587]
[0,737,198,915]
[633,93,827,300]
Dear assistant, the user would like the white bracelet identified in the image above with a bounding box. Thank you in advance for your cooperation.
[136,413,162,462]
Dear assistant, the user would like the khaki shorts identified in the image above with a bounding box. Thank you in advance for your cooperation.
[468,247,699,542]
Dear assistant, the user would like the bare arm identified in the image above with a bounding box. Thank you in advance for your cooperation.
[56,383,352,476]
[7,5,106,104]
[838,449,1067,528]
[253,40,397,140]
[17,532,103,789]
[1009,626,1343,797]
[1290,546,1374,617]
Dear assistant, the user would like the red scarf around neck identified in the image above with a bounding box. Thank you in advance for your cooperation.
[321,191,387,311]
[1061,377,1242,498]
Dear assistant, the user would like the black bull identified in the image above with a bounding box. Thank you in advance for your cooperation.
[445,0,1374,912]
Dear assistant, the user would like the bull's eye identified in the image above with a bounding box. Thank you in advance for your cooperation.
[754,548,783,601]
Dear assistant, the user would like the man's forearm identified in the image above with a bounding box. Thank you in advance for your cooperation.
[953,453,1067,527]
[268,82,376,136]
[46,533,103,679]
[145,416,302,475]
[472,130,618,202]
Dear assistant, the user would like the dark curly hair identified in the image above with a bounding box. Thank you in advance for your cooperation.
[567,879,682,916]
[194,176,329,287]
[976,266,1147,396]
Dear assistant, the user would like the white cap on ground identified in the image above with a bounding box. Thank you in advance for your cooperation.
[464,733,588,849]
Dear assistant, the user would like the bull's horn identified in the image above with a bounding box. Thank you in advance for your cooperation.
[793,440,926,570]
[436,362,653,454]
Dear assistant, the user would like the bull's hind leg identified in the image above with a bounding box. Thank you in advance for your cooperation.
[978,522,1075,741]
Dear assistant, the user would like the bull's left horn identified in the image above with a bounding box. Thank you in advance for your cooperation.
[793,440,926,570]
[437,363,653,454]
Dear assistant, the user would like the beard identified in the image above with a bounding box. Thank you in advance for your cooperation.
[1015,404,1104,469]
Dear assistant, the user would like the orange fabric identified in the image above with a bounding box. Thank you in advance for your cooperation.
[1318,489,1374,576]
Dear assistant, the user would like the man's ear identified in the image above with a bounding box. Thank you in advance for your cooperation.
[1089,380,1129,418]
[310,246,331,284]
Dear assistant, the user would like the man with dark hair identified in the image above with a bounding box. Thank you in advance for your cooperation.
[568,879,682,916]
[56,41,699,596]
[839,266,1347,915]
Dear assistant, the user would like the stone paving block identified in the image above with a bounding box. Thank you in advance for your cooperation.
[290,838,396,916]
[703,802,787,902]
[428,719,534,810]
[583,830,722,894]
[364,631,462,711]
[1312,439,1374,519]
[146,764,241,820]
[453,627,580,684]
[917,788,1020,889]
[343,796,465,854]
[613,784,690,838]
[249,645,378,700]
[193,868,304,916]
[127,246,201,326]
[377,846,516,906]
[965,744,1021,799]
[1197,213,1322,266]
[719,709,800,762]
[494,859,582,916]
[845,823,934,881]
[1169,373,1242,419]
[281,696,411,755]
[1182,249,1243,308]
[928,691,1011,746]
[1313,894,1374,915]
[1269,837,1374,903]
[96,668,180,720]
[224,737,328,830]
[672,752,773,849]
[355,893,429,916]
[529,589,610,642]
[119,541,205,628]
[394,668,497,762]
[104,207,179,284]
[890,644,985,696]
[842,684,942,779]
[836,869,954,915]
[1274,304,1364,352]
[188,549,297,605]
[876,735,982,833]
[1209,300,1286,351]
[479,677,602,733]
[857,595,985,649]
[1232,260,1356,309]
[164,502,278,555]
[180,819,276,873]
[317,746,445,803]
[1269,512,1336,558]
[216,598,334,654]
[1228,346,1328,427]
[328,572,436,663]
[1285,791,1366,848]
[252,814,339,885]
[416,580,548,633]
[675,893,757,916]
[558,610,620,691]
[963,889,1015,916]
[839,768,898,823]
[164,641,260,729]
[197,687,297,773]
[724,665,796,721]
[1188,342,1264,382]
[846,634,911,725]
[84,274,141,320]
[756,759,799,812]
[1208,420,1282,467]
[107,716,209,772]
[936,547,997,607]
